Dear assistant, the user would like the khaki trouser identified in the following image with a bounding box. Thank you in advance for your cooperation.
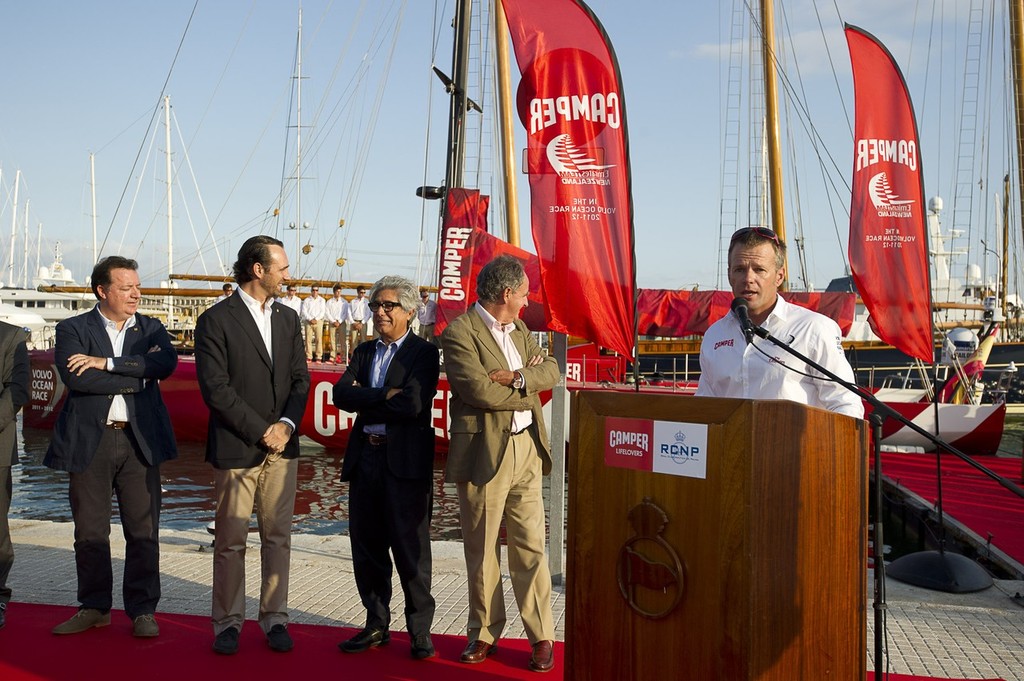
[304,319,323,360]
[212,453,298,634]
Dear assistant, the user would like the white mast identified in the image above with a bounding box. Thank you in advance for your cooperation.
[163,95,175,327]
[90,153,98,263]
[294,7,305,275]
[164,96,173,284]
[8,169,20,287]
[21,199,30,288]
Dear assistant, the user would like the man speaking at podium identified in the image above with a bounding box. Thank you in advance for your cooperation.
[695,227,864,419]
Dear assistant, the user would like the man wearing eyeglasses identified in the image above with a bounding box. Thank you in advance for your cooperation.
[441,255,560,673]
[332,275,440,661]
[695,227,863,418]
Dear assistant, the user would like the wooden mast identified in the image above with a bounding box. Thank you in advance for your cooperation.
[760,0,789,289]
[494,0,521,247]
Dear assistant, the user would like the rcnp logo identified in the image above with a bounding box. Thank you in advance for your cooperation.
[660,431,700,464]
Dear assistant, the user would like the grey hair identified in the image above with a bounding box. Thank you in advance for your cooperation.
[369,275,420,312]
[475,255,526,304]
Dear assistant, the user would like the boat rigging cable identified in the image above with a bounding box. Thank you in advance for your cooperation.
[100,0,199,261]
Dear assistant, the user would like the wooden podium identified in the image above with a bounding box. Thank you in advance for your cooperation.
[566,392,867,680]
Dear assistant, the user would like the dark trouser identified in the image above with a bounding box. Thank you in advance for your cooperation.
[348,442,435,637]
[0,465,12,605]
[69,427,161,619]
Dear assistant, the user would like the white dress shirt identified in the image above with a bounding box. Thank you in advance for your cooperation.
[348,296,370,324]
[300,294,327,322]
[695,295,864,418]
[98,306,136,423]
[326,296,349,324]
[475,303,532,433]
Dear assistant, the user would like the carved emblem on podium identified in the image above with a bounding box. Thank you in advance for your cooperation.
[616,497,685,619]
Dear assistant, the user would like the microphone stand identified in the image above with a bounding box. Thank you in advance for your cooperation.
[743,321,1024,676]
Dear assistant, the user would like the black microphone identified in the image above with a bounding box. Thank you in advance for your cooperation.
[731,297,754,344]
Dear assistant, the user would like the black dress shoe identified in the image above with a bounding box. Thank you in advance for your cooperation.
[338,627,390,653]
[213,627,240,655]
[266,623,293,652]
[460,639,498,664]
[410,633,436,659]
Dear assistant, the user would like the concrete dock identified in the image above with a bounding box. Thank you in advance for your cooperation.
[5,519,1024,679]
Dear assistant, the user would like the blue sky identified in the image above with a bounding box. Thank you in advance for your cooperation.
[0,1,1001,293]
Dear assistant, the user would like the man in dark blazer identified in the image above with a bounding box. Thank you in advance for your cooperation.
[0,321,29,630]
[194,235,309,656]
[442,255,560,673]
[333,275,440,660]
[45,256,178,638]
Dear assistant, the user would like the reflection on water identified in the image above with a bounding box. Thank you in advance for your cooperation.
[13,425,468,542]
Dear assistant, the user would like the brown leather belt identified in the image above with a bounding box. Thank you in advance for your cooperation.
[107,421,129,430]
[367,433,387,447]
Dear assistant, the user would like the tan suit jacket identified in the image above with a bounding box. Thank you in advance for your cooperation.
[442,307,560,486]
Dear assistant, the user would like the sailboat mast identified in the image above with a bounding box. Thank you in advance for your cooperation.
[164,96,173,288]
[164,95,175,328]
[1010,0,1024,305]
[90,153,98,264]
[494,0,521,247]
[444,0,474,194]
[295,7,305,275]
[760,0,789,289]
[8,169,19,287]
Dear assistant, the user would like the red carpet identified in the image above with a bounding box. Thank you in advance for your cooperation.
[880,453,1024,566]
[0,603,560,680]
[0,603,1001,680]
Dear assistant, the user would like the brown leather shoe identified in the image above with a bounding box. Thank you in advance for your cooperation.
[460,639,498,664]
[529,640,555,673]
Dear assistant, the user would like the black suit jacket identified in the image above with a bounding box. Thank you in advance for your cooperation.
[44,308,178,473]
[195,292,310,469]
[332,331,439,481]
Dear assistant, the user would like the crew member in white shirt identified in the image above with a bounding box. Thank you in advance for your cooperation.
[279,285,303,315]
[416,289,439,347]
[347,286,371,353]
[695,227,864,419]
[325,284,350,363]
[212,283,233,306]
[300,285,328,362]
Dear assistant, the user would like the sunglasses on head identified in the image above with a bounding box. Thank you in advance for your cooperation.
[730,226,779,244]
[368,301,400,313]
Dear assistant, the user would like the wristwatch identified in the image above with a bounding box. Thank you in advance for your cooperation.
[512,371,525,390]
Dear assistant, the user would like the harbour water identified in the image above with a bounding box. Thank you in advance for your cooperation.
[12,423,472,541]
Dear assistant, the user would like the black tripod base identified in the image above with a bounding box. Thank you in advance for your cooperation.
[887,550,993,593]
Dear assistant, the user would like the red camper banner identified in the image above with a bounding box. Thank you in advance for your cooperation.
[845,25,933,362]
[435,189,549,335]
[637,289,856,337]
[502,0,637,360]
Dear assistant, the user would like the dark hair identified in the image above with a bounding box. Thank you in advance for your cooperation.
[91,256,138,298]
[233,235,284,284]
[333,284,343,293]
[222,283,233,293]
[476,255,526,304]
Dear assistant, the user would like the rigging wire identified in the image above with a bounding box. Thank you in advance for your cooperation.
[100,0,200,259]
